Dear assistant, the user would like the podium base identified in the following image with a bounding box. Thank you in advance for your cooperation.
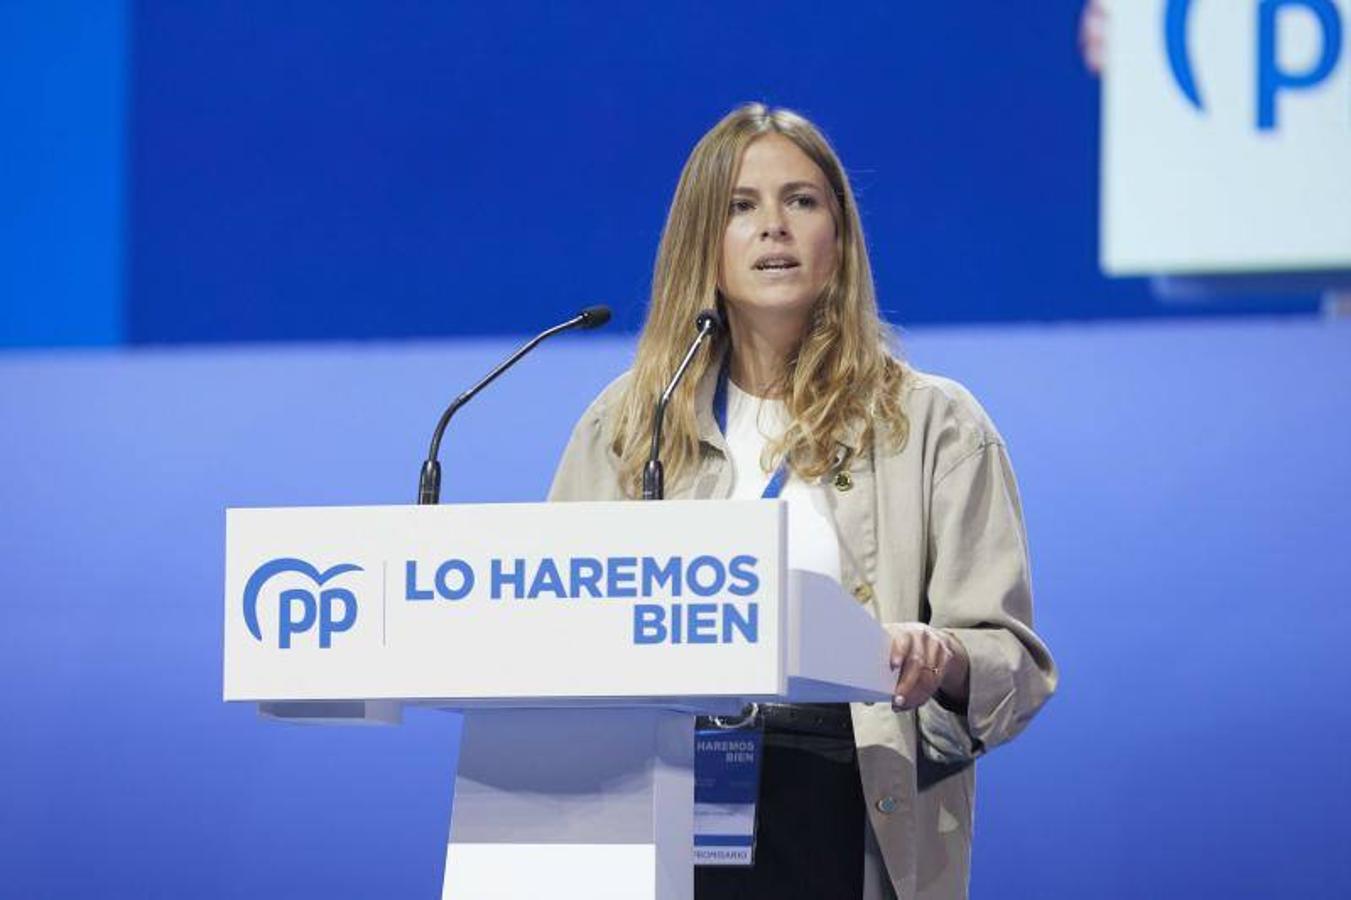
[443,708,694,900]
[444,844,658,899]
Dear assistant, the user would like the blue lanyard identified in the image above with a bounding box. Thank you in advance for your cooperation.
[713,360,790,500]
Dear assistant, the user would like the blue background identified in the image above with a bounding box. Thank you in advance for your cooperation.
[1,1,1327,352]
[3,323,1349,897]
[0,0,124,347]
[2,1,1349,898]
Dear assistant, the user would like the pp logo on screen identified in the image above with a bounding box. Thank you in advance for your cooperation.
[1166,0,1345,129]
[242,558,362,649]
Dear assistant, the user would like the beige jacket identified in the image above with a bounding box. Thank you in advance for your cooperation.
[548,358,1058,900]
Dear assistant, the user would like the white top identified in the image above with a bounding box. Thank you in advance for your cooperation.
[722,379,842,583]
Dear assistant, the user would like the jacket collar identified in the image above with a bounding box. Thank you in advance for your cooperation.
[835,415,867,459]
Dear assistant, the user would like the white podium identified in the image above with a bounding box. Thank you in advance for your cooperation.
[224,501,894,900]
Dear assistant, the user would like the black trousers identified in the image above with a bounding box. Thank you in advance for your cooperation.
[695,711,866,900]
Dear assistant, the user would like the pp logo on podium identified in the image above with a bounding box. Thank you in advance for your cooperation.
[242,558,363,649]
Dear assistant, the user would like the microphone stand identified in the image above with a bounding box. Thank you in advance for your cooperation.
[642,310,721,500]
[418,306,610,505]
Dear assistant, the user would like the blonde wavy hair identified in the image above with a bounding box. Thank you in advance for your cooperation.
[614,103,909,497]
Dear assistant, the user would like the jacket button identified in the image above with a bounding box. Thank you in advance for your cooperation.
[833,470,854,492]
[852,582,873,603]
[876,796,898,814]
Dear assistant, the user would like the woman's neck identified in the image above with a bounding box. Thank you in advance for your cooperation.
[724,305,809,398]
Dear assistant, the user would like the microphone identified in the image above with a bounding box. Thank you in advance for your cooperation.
[642,308,723,500]
[418,305,612,505]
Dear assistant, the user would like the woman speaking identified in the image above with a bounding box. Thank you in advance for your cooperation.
[549,103,1057,900]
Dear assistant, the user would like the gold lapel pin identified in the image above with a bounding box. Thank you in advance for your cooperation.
[833,470,854,492]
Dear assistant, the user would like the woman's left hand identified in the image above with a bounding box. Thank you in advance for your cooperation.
[885,623,971,711]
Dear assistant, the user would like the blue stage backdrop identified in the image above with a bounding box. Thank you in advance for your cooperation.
[0,1,1327,351]
[122,1,1323,342]
[1,317,1348,898]
[0,0,125,348]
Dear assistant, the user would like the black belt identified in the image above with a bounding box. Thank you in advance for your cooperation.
[697,703,853,740]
